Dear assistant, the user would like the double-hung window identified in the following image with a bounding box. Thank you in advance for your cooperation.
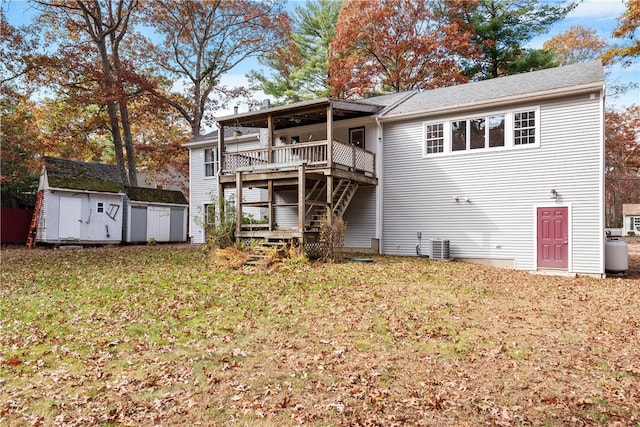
[423,107,538,156]
[514,111,536,145]
[424,123,444,154]
[204,148,218,177]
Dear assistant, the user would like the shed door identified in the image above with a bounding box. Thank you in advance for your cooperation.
[147,206,171,242]
[169,208,184,242]
[537,207,568,269]
[59,196,82,239]
[130,206,147,242]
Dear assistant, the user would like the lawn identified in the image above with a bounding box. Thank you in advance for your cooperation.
[1,245,639,426]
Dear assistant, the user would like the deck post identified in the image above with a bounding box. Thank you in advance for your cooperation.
[298,164,306,233]
[217,123,225,226]
[326,105,333,169]
[267,115,273,164]
[326,175,333,227]
[235,171,243,241]
[268,180,274,231]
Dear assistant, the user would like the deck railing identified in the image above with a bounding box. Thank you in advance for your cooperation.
[221,140,375,176]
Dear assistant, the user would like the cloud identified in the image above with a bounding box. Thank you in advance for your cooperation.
[565,0,626,20]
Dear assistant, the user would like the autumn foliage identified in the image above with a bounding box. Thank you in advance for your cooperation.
[328,0,479,98]
[605,106,640,227]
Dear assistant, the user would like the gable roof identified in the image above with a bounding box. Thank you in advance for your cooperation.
[381,61,605,120]
[44,157,124,193]
[623,204,640,216]
[43,157,187,204]
[126,186,188,205]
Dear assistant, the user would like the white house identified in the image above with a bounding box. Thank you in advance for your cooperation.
[186,61,605,276]
[622,204,640,235]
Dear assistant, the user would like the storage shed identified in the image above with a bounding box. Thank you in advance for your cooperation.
[123,187,188,243]
[36,157,126,245]
[35,157,188,245]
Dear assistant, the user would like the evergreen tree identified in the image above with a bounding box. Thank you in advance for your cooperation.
[463,0,577,79]
[248,0,340,103]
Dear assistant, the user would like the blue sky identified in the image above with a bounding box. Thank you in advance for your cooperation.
[3,0,638,115]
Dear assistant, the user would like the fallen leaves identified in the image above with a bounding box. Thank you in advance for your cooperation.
[1,245,639,425]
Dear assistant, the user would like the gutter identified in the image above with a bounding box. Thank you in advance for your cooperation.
[377,82,605,123]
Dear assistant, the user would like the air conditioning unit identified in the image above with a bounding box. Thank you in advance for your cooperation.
[430,239,450,260]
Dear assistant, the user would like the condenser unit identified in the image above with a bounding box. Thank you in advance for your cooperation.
[430,239,450,260]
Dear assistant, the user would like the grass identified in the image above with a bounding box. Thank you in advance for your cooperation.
[1,245,639,426]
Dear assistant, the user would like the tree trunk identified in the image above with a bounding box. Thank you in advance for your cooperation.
[111,32,138,186]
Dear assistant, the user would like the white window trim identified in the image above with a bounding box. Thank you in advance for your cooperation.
[422,106,540,158]
[204,147,219,179]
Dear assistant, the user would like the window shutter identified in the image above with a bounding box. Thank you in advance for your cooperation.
[632,217,635,230]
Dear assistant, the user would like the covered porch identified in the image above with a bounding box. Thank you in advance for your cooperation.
[215,98,381,247]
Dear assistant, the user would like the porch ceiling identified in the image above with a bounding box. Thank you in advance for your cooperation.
[216,98,382,130]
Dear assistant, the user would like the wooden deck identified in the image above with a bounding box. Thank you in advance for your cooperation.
[219,139,376,184]
[218,140,377,248]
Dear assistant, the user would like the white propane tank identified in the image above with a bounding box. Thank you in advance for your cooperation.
[605,238,629,272]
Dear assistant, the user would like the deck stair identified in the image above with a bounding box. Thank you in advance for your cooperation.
[306,179,358,232]
[26,190,44,248]
[245,240,288,266]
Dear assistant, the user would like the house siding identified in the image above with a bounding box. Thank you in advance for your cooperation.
[189,144,266,244]
[343,186,377,248]
[382,93,603,274]
[188,146,216,244]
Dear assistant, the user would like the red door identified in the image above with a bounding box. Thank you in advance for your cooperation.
[537,207,568,269]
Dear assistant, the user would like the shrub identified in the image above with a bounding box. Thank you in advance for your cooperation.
[319,215,346,262]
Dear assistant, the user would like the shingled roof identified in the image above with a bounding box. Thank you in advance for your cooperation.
[381,60,605,119]
[44,157,124,193]
[44,157,187,204]
[126,186,187,205]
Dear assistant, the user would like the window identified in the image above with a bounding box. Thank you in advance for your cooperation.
[514,110,536,145]
[633,217,640,231]
[97,202,104,213]
[488,115,505,148]
[424,123,444,154]
[451,120,467,151]
[470,118,485,150]
[204,203,216,228]
[422,107,537,157]
[204,148,218,177]
[349,127,365,149]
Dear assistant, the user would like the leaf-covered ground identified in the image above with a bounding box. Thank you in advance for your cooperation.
[1,245,639,426]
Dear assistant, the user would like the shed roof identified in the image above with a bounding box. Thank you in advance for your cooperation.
[44,157,124,193]
[44,157,187,204]
[381,60,605,119]
[622,204,640,216]
[126,186,188,205]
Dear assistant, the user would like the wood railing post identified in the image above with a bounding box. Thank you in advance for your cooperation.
[298,163,306,233]
[326,105,333,169]
[235,171,243,238]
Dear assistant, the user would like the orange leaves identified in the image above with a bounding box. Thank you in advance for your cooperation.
[329,0,478,98]
[543,26,608,65]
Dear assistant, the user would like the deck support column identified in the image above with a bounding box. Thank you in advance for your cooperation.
[267,115,273,164]
[235,171,243,241]
[217,123,225,226]
[268,180,274,232]
[326,175,333,227]
[298,164,306,233]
